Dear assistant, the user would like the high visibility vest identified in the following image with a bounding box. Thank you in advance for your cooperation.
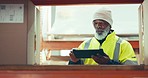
[81,38,122,65]
[78,32,138,65]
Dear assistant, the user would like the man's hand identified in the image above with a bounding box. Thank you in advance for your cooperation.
[92,54,110,64]
[69,51,80,63]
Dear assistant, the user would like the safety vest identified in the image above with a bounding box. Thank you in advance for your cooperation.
[78,32,138,65]
[81,37,122,65]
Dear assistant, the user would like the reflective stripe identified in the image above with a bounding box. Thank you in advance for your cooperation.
[82,38,92,63]
[113,38,122,62]
[123,60,138,65]
[84,38,92,49]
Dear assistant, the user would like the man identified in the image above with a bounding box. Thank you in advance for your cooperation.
[68,8,138,65]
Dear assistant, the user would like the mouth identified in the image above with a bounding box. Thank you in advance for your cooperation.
[96,31,104,35]
[96,29,104,33]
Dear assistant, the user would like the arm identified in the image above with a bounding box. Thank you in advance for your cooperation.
[119,40,138,65]
[68,41,87,65]
[92,54,121,65]
[68,51,84,65]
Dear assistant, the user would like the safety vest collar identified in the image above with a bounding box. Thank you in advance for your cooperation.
[105,31,116,41]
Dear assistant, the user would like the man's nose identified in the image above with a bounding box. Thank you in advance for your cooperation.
[96,24,102,28]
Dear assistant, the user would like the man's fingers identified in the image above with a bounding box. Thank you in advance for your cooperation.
[69,52,79,62]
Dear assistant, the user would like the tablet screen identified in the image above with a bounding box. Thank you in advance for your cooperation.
[72,49,107,58]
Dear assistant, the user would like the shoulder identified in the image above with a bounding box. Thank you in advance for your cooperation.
[120,38,131,45]
[78,38,93,49]
[83,38,93,45]
[119,38,133,49]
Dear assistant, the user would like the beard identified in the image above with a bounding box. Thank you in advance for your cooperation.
[94,26,110,40]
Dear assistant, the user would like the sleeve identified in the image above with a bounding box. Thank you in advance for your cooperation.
[107,60,121,65]
[68,60,84,65]
[119,40,138,65]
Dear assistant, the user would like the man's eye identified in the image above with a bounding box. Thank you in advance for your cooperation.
[93,23,97,25]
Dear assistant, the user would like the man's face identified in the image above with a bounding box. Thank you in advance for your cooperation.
[93,19,110,35]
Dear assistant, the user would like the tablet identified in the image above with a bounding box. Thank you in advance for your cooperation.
[72,49,107,58]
